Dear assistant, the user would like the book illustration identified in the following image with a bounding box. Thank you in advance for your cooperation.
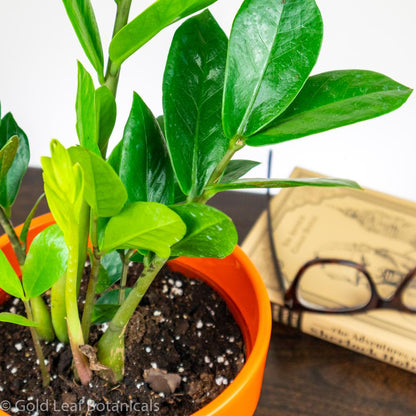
[335,206,416,248]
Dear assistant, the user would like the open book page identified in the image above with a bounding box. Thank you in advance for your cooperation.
[242,167,416,372]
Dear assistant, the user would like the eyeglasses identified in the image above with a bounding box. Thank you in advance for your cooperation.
[266,154,416,314]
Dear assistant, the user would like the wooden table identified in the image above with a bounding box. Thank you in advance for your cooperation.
[12,168,416,416]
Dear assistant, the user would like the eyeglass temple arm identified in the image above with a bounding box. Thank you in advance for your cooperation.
[266,150,286,292]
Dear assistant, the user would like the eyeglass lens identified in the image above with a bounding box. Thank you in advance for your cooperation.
[297,263,372,312]
[296,263,416,312]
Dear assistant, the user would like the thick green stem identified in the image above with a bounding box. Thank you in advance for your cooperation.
[66,235,92,385]
[30,296,55,342]
[98,256,167,381]
[0,206,26,266]
[81,215,101,341]
[51,275,69,343]
[104,0,132,97]
[190,136,245,204]
[76,202,90,295]
[118,249,135,305]
[24,301,50,387]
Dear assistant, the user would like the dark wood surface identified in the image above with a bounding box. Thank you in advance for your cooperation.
[12,168,416,416]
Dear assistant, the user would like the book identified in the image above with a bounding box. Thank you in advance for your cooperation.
[242,167,416,373]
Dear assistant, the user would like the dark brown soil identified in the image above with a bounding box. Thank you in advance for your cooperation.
[0,265,245,415]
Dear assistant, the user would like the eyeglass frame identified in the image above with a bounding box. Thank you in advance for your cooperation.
[282,258,416,313]
[265,152,416,314]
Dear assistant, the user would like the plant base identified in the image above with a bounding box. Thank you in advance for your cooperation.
[0,265,245,416]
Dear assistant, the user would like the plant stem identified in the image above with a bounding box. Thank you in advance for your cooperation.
[0,206,25,266]
[66,235,91,385]
[51,275,69,343]
[81,215,101,341]
[30,296,55,342]
[98,256,167,381]
[191,136,245,204]
[118,249,135,305]
[23,300,50,387]
[76,202,90,295]
[104,0,132,97]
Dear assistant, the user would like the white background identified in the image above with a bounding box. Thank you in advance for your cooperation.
[0,0,415,201]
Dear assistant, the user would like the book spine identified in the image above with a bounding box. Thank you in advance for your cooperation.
[272,302,416,374]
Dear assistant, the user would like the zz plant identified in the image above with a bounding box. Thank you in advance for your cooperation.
[0,0,412,393]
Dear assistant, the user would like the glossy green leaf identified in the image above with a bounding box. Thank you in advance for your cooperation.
[95,86,117,157]
[206,177,361,195]
[76,62,100,155]
[22,225,68,300]
[0,113,30,211]
[69,146,127,217]
[95,251,123,293]
[170,204,237,258]
[0,249,23,299]
[109,0,218,66]
[248,70,414,145]
[163,11,228,197]
[92,289,132,325]
[0,135,19,183]
[156,115,165,135]
[41,140,85,236]
[223,0,323,138]
[109,93,173,204]
[19,193,45,251]
[221,159,260,183]
[173,181,187,204]
[101,202,186,258]
[62,0,104,81]
[0,312,38,327]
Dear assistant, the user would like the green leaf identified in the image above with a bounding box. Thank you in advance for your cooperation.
[163,11,228,197]
[22,225,68,300]
[0,135,19,182]
[108,93,174,204]
[19,193,45,251]
[170,204,237,258]
[220,159,260,183]
[223,0,323,138]
[173,181,187,204]
[101,202,186,258]
[109,0,218,66]
[95,86,117,157]
[130,251,144,263]
[0,312,38,327]
[69,146,127,217]
[0,113,30,211]
[96,251,123,293]
[206,177,362,195]
[0,249,24,299]
[92,289,132,325]
[248,70,414,145]
[76,62,100,155]
[62,0,104,81]
[156,115,165,135]
[41,140,85,236]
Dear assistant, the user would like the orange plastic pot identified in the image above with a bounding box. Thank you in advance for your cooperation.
[0,213,271,416]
